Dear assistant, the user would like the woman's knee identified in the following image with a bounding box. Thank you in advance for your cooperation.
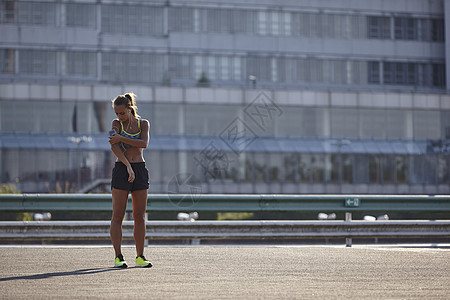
[111,213,125,223]
[133,211,146,222]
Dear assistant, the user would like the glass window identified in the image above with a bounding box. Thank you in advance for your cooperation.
[19,50,57,76]
[253,153,267,183]
[257,11,267,35]
[331,108,359,138]
[432,64,445,88]
[383,62,417,85]
[153,103,180,135]
[310,154,325,183]
[66,51,97,78]
[283,154,297,183]
[169,7,195,32]
[381,155,395,184]
[17,2,56,26]
[386,110,408,139]
[409,155,423,184]
[360,109,386,139]
[395,17,418,40]
[342,154,353,184]
[367,16,390,39]
[66,3,96,28]
[268,153,283,183]
[423,155,437,184]
[441,111,450,140]
[103,52,165,84]
[395,155,409,184]
[369,155,381,184]
[413,110,440,140]
[430,19,445,42]
[160,151,179,187]
[0,0,15,24]
[437,155,449,185]
[0,49,14,74]
[368,61,380,84]
[326,154,339,183]
[185,104,240,136]
[298,154,325,183]
[102,4,164,36]
[246,56,271,82]
[354,154,369,184]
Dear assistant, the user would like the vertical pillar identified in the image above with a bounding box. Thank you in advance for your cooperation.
[345,212,352,247]
[445,0,450,92]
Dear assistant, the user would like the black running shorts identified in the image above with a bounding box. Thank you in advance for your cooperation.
[111,162,149,192]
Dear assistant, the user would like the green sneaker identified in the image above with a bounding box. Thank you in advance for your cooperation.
[114,254,128,268]
[135,255,152,268]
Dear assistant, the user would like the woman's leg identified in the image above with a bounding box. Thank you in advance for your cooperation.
[110,188,129,257]
[131,189,148,256]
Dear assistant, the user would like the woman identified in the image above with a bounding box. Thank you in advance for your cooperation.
[109,92,152,268]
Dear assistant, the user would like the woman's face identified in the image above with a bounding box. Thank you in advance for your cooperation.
[114,105,130,122]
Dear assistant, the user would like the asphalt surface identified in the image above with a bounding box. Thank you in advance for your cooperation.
[0,245,449,299]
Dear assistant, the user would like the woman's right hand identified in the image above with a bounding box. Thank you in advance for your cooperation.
[127,165,135,182]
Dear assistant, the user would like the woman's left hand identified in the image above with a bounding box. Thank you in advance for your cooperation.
[109,134,121,145]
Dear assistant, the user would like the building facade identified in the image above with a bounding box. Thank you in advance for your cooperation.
[0,0,449,194]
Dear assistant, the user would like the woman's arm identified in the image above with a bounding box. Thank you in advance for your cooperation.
[109,119,149,149]
[109,120,135,182]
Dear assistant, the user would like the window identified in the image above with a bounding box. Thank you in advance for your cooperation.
[387,110,408,139]
[360,109,386,139]
[169,55,192,80]
[0,49,14,74]
[17,2,56,26]
[432,64,445,88]
[102,4,164,36]
[66,3,96,29]
[102,52,165,83]
[430,19,445,42]
[437,155,449,184]
[367,16,390,39]
[246,56,271,82]
[383,62,417,85]
[66,52,97,78]
[394,17,418,40]
[354,155,369,184]
[331,108,359,138]
[369,155,381,184]
[283,154,297,183]
[257,11,267,35]
[0,0,15,23]
[368,61,380,84]
[413,110,440,140]
[381,155,395,184]
[169,7,195,32]
[19,50,57,75]
[395,155,409,184]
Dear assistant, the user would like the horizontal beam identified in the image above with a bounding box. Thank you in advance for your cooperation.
[1,220,449,240]
[1,194,450,213]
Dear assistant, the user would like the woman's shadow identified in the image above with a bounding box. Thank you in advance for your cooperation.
[0,267,122,282]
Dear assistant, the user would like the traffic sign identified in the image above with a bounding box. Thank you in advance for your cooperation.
[345,198,359,207]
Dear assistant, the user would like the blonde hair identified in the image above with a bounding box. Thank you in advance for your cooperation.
[112,92,140,117]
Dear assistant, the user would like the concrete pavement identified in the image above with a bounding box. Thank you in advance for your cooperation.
[0,245,449,299]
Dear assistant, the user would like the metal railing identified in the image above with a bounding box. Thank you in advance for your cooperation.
[1,194,449,246]
[1,193,450,213]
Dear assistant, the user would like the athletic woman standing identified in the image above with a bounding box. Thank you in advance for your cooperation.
[109,92,152,268]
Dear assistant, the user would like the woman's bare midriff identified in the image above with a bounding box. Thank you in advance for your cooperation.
[122,147,145,163]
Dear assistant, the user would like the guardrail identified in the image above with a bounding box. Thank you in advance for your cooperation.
[1,194,450,213]
[2,194,449,246]
[1,220,449,243]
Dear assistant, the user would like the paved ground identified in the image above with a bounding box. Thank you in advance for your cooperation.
[0,245,449,299]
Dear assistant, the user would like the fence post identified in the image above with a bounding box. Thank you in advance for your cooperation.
[345,212,352,247]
